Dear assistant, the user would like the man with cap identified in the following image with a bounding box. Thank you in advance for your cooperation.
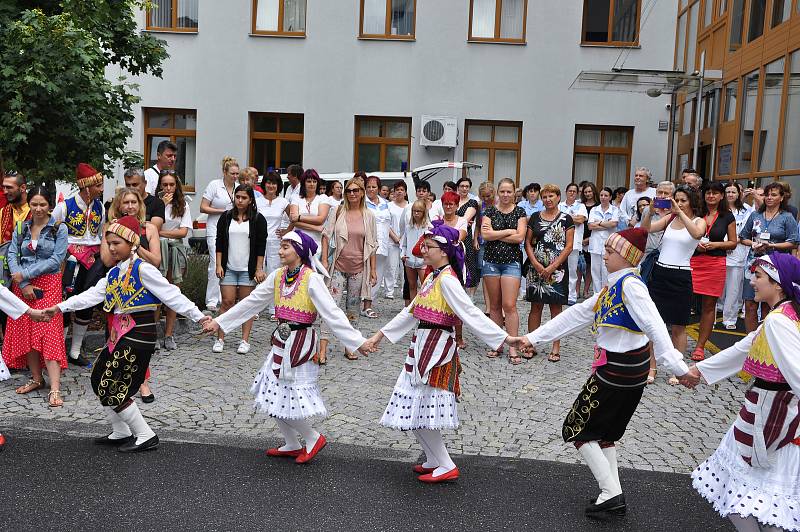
[39,216,209,452]
[51,163,106,365]
[507,228,692,516]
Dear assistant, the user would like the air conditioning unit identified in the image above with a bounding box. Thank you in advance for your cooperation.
[420,116,458,148]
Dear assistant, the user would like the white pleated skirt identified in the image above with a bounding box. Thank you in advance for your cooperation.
[250,352,327,420]
[379,370,459,431]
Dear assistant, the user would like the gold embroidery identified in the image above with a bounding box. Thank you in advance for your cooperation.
[562,375,600,441]
[96,345,138,407]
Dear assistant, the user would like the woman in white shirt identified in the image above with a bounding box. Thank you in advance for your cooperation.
[721,182,754,330]
[200,156,238,312]
[258,171,291,320]
[364,175,392,316]
[288,169,330,251]
[157,170,193,350]
[587,187,620,293]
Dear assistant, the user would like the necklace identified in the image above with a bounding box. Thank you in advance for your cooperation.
[284,264,303,284]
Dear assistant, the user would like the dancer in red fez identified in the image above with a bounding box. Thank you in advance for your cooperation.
[508,228,693,516]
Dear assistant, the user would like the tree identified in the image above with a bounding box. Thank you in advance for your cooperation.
[0,0,168,188]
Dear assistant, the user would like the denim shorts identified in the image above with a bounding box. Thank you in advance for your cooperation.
[221,269,255,287]
[482,261,521,278]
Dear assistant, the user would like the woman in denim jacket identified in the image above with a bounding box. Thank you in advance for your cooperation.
[3,187,68,407]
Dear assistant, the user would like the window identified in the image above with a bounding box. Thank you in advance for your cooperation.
[249,113,304,175]
[682,99,696,135]
[729,0,745,50]
[718,0,728,15]
[252,0,306,35]
[676,12,687,70]
[582,0,640,45]
[469,0,527,43]
[757,58,785,172]
[771,0,791,27]
[686,2,699,71]
[702,89,718,129]
[723,81,738,122]
[703,0,713,27]
[747,0,766,42]
[737,70,760,174]
[354,116,411,172]
[572,126,633,189]
[147,0,198,31]
[360,0,415,38]
[781,50,800,170]
[144,109,197,190]
[464,120,522,184]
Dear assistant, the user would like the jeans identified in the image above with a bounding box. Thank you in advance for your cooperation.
[481,261,521,277]
[221,269,254,287]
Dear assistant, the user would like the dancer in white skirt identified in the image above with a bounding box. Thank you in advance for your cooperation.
[366,221,509,483]
[0,283,36,450]
[684,252,800,532]
[202,230,373,464]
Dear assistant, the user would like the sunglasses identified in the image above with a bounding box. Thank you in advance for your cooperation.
[160,169,177,176]
[3,170,18,177]
[346,188,362,194]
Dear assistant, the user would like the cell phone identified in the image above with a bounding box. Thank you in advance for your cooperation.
[33,287,44,299]
[747,179,756,189]
[653,198,671,209]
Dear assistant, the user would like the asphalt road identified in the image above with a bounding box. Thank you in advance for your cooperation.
[2,428,732,531]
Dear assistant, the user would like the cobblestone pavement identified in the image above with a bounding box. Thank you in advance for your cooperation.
[1,293,744,474]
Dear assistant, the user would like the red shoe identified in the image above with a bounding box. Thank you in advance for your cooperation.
[691,347,705,362]
[413,464,435,474]
[266,447,303,458]
[418,467,460,483]
[0,433,5,451]
[295,434,327,464]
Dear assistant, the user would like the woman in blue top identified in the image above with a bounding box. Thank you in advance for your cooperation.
[2,187,68,407]
[739,181,799,332]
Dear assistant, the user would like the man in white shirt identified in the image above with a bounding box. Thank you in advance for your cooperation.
[619,167,657,222]
[283,164,303,201]
[559,183,588,305]
[143,140,177,196]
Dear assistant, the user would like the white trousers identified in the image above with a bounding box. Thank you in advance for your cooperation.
[384,246,401,296]
[567,249,581,303]
[590,253,608,293]
[265,239,282,313]
[370,254,388,301]
[205,234,220,308]
[722,264,746,326]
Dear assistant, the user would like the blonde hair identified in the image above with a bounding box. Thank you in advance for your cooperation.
[409,199,429,228]
[540,184,561,197]
[241,166,258,182]
[109,187,145,222]
[336,176,367,220]
[478,181,493,196]
[496,178,515,192]
[221,156,239,176]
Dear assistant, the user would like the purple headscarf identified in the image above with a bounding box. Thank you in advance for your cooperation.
[753,252,800,303]
[425,220,466,282]
[282,230,329,277]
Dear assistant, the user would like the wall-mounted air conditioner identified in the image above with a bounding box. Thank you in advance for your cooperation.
[420,116,458,148]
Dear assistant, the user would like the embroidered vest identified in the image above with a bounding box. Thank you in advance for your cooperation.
[592,272,644,335]
[65,197,103,238]
[743,302,798,383]
[103,258,160,313]
[273,265,317,324]
[410,266,461,327]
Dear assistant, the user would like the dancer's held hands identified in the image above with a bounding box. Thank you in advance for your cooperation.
[359,331,384,355]
[505,335,533,351]
[677,365,702,389]
[201,318,220,335]
[29,306,60,322]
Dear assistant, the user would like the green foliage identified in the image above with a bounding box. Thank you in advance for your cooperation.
[0,1,168,187]
[183,252,210,311]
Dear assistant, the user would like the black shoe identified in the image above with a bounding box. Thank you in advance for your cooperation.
[118,435,159,453]
[585,494,626,516]
[141,394,155,404]
[94,434,135,446]
[69,354,90,367]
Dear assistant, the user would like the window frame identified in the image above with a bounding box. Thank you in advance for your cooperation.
[463,119,523,185]
[467,0,528,44]
[251,0,307,37]
[143,108,198,192]
[248,112,305,175]
[353,116,412,172]
[572,125,634,189]
[359,0,416,40]
[145,0,199,33]
[580,0,642,47]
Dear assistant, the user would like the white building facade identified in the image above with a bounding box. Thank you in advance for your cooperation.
[115,0,678,217]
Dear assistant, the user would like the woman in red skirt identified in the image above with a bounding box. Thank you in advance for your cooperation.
[689,180,736,361]
[3,186,69,407]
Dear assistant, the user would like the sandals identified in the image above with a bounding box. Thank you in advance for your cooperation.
[520,348,537,360]
[456,337,466,349]
[360,308,378,319]
[668,376,680,386]
[691,347,705,362]
[344,350,359,361]
[547,351,561,363]
[16,378,44,394]
[646,369,657,385]
[486,347,504,359]
[48,390,64,408]
[508,353,522,365]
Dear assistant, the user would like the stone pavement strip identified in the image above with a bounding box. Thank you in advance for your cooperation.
[1,296,742,474]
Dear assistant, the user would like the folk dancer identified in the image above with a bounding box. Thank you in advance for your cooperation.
[687,253,800,532]
[37,216,208,452]
[52,163,106,365]
[507,228,692,514]
[367,222,509,483]
[202,230,373,464]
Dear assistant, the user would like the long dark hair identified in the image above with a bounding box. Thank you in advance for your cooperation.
[675,185,702,217]
[581,182,599,206]
[299,169,320,199]
[760,182,789,213]
[232,184,257,221]
[27,185,53,208]
[725,181,745,212]
[158,170,186,219]
[701,180,730,216]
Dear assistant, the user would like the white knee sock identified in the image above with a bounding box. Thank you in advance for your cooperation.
[104,406,132,439]
[578,441,621,503]
[417,429,456,476]
[69,323,88,358]
[728,515,763,532]
[287,418,320,452]
[412,429,436,469]
[116,402,156,445]
[274,418,302,451]
[601,445,622,495]
[759,526,786,532]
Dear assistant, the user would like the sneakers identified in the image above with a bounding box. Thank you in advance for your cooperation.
[163,336,177,350]
[385,293,394,300]
[212,339,224,353]
[723,322,738,330]
[206,304,219,313]
[237,340,251,354]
